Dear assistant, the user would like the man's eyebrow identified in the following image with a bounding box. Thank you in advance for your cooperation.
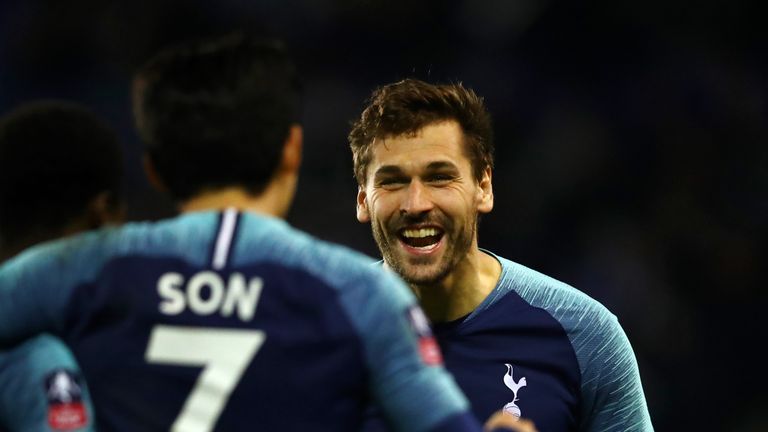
[425,161,459,171]
[372,161,459,178]
[373,165,405,177]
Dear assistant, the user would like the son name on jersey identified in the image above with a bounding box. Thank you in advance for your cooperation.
[157,271,263,321]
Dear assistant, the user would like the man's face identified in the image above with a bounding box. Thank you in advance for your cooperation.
[357,120,493,285]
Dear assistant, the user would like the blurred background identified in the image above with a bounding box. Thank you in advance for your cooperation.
[0,0,765,430]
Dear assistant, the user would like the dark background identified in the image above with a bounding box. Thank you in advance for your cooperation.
[1,1,766,430]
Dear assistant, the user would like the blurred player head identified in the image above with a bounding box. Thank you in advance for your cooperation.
[133,33,303,216]
[349,79,495,285]
[0,101,124,261]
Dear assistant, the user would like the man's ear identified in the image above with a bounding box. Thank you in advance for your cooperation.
[143,154,167,193]
[86,191,125,229]
[280,124,303,174]
[477,166,494,214]
[356,186,370,223]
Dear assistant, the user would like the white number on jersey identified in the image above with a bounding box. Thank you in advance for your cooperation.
[145,325,266,432]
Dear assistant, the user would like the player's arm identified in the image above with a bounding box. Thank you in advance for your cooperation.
[0,335,94,432]
[345,268,500,432]
[0,243,76,347]
[581,315,654,432]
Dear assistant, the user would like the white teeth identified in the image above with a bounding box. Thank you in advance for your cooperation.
[402,228,438,238]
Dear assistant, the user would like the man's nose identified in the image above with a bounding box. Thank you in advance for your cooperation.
[400,180,434,216]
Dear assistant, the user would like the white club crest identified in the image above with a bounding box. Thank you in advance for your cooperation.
[502,363,527,417]
[48,371,80,402]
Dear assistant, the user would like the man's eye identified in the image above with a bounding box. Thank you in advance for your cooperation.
[378,178,408,187]
[429,174,453,183]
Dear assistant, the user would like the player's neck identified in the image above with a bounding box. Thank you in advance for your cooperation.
[410,245,501,323]
[180,180,294,218]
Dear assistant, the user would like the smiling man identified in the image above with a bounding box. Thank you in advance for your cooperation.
[350,79,654,432]
[357,119,497,321]
[0,39,535,432]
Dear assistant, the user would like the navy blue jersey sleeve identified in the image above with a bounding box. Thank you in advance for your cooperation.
[0,335,93,432]
[337,266,473,432]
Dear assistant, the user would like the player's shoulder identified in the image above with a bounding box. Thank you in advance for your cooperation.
[490,251,637,377]
[490,251,618,330]
[0,212,218,280]
[235,213,409,300]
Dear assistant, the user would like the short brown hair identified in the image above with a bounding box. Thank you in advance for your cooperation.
[348,78,494,185]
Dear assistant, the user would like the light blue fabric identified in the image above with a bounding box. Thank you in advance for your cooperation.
[475,251,653,431]
[0,335,94,432]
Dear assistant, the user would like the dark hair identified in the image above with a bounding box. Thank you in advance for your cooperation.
[133,33,302,201]
[348,78,494,185]
[0,100,123,250]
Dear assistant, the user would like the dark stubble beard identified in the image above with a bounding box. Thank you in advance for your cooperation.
[370,211,477,286]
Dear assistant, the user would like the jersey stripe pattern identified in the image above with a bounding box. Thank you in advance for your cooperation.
[462,251,654,431]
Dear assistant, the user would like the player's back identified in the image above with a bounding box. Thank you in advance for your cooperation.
[3,209,430,431]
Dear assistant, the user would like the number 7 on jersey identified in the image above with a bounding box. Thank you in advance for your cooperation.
[145,325,266,432]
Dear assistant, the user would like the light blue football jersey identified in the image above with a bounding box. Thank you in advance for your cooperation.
[0,210,486,432]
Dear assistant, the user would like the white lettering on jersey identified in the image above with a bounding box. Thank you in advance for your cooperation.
[157,271,263,321]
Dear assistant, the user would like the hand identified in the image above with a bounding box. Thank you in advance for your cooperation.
[483,411,538,432]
